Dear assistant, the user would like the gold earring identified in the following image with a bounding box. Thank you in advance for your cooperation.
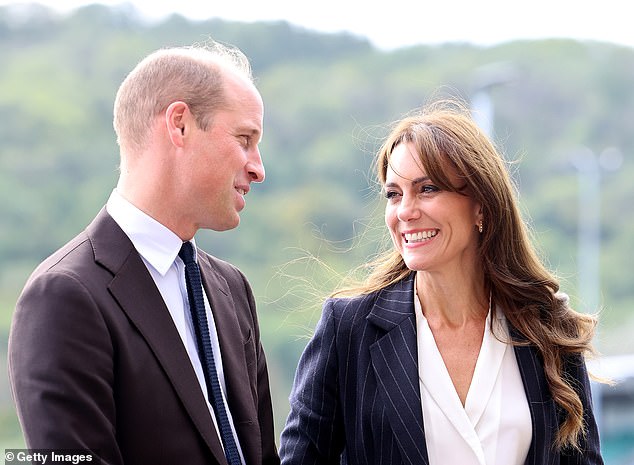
[478,220,483,234]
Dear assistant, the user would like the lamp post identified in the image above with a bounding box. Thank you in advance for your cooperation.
[570,145,623,435]
[470,62,519,137]
[570,146,623,315]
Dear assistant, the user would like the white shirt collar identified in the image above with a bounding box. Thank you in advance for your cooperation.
[106,189,191,275]
[413,276,531,465]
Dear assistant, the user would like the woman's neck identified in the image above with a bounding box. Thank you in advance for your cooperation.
[415,269,488,328]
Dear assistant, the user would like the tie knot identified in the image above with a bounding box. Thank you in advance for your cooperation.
[179,241,196,265]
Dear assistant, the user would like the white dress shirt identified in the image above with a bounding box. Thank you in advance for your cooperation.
[414,291,532,465]
[106,189,245,464]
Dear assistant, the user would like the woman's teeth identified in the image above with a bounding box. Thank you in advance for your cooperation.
[404,230,438,243]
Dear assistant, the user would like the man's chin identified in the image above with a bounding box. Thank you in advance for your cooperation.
[209,215,240,232]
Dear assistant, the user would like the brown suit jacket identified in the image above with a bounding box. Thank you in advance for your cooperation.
[8,208,280,465]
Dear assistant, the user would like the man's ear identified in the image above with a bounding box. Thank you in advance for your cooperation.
[165,101,189,147]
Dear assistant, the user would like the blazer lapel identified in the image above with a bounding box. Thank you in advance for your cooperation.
[198,256,261,465]
[87,209,227,463]
[511,328,558,465]
[368,274,429,465]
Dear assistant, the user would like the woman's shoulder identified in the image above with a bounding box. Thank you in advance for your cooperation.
[324,290,379,319]
[323,274,414,322]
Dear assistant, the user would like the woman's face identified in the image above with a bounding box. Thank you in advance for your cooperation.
[384,142,482,274]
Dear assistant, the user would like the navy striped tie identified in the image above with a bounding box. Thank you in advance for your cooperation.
[179,241,241,465]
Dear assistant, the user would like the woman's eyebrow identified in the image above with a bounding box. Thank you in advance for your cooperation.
[384,176,430,189]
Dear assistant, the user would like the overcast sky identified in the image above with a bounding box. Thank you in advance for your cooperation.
[1,0,632,50]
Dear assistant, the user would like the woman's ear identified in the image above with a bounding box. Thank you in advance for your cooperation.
[475,203,484,232]
[165,101,189,147]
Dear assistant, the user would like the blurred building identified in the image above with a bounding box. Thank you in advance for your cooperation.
[589,354,634,465]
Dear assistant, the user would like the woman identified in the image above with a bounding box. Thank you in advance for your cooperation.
[280,100,604,465]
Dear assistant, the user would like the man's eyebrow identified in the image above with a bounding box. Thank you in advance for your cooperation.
[237,126,260,135]
[247,127,264,139]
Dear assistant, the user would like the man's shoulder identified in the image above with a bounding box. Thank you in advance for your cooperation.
[31,230,94,277]
[25,208,121,284]
[15,229,101,317]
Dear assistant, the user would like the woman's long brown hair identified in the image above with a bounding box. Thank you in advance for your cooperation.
[334,99,598,451]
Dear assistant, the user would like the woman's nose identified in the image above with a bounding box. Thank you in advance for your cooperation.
[397,195,421,222]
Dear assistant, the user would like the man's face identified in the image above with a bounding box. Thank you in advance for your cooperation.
[183,73,265,232]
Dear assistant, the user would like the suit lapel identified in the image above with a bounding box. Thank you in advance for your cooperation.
[368,275,429,465]
[511,328,558,465]
[198,256,260,465]
[364,276,559,465]
[87,209,227,463]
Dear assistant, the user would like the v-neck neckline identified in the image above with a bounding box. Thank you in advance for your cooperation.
[415,293,510,464]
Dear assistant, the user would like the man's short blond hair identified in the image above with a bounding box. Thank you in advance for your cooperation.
[113,41,253,152]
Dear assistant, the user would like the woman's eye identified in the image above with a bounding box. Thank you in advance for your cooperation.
[420,184,440,194]
[385,191,401,200]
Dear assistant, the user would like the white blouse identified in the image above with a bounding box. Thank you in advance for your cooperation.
[414,294,532,465]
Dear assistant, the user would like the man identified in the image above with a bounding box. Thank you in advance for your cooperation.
[8,42,280,465]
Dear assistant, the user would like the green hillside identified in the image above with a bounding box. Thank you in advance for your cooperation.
[1,2,633,451]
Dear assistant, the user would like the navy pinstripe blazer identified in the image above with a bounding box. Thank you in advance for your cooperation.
[280,273,603,465]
